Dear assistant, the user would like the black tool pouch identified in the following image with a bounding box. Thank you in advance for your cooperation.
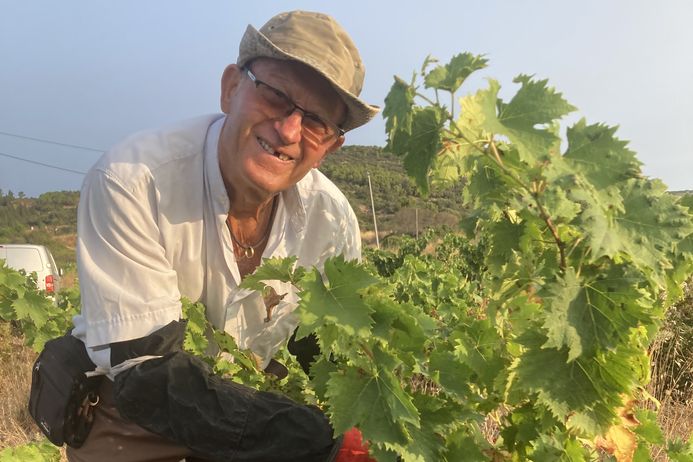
[28,333,103,448]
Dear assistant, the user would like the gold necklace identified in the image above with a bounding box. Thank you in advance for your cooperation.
[227,197,277,259]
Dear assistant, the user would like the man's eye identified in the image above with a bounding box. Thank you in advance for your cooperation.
[268,87,291,106]
[270,88,286,100]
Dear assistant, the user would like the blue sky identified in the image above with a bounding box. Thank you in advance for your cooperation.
[1,0,691,196]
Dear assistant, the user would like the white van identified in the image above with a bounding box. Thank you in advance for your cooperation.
[0,244,61,295]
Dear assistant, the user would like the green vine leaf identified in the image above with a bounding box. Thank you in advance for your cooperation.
[383,76,416,155]
[401,106,446,195]
[296,256,378,340]
[423,52,488,94]
[325,361,419,445]
[510,330,643,434]
[475,76,575,164]
[0,263,26,288]
[239,256,304,291]
[181,298,209,355]
[503,74,576,129]
[541,266,654,361]
[562,119,641,212]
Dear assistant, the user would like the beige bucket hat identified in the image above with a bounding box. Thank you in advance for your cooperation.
[237,10,380,132]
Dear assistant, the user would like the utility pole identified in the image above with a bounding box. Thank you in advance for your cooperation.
[367,171,380,249]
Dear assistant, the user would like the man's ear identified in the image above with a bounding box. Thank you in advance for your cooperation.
[312,135,345,168]
[220,64,242,114]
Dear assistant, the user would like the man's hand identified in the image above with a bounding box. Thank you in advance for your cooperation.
[335,427,376,462]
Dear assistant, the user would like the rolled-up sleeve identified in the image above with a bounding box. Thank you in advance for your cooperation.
[75,167,182,350]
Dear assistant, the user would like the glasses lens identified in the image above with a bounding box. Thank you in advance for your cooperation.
[256,83,293,116]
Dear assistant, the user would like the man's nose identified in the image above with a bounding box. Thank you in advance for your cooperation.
[275,109,303,144]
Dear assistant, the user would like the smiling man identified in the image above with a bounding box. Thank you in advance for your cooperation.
[65,10,379,462]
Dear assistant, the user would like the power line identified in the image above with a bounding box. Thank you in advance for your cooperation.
[0,130,105,153]
[0,151,87,175]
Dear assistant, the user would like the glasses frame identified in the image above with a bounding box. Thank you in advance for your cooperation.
[242,67,346,143]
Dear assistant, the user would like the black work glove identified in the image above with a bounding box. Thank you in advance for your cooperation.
[110,322,339,462]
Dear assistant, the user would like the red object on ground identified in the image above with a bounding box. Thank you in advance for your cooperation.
[335,427,377,462]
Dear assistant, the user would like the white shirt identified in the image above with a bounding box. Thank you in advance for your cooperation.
[72,115,361,372]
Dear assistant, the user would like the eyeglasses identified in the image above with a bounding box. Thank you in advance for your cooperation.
[243,67,345,143]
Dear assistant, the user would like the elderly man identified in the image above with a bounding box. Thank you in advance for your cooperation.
[67,10,379,462]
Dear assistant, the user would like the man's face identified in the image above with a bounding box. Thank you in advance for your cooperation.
[218,58,346,203]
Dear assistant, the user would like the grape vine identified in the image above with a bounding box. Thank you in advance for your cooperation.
[238,53,693,460]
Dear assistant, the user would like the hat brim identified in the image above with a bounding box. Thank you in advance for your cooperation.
[238,25,380,133]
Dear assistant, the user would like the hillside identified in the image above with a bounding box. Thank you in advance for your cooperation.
[0,146,466,268]
[320,145,466,239]
[0,190,78,271]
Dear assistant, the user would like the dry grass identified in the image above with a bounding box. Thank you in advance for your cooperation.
[646,281,693,460]
[655,401,693,448]
[649,337,693,440]
[0,322,67,459]
[58,269,78,291]
[0,321,42,448]
[646,369,693,462]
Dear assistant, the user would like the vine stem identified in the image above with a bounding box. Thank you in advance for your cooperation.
[485,138,567,271]
[447,124,568,271]
[531,192,567,270]
[359,342,375,362]
[450,91,455,120]
[488,139,505,167]
[416,92,438,108]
